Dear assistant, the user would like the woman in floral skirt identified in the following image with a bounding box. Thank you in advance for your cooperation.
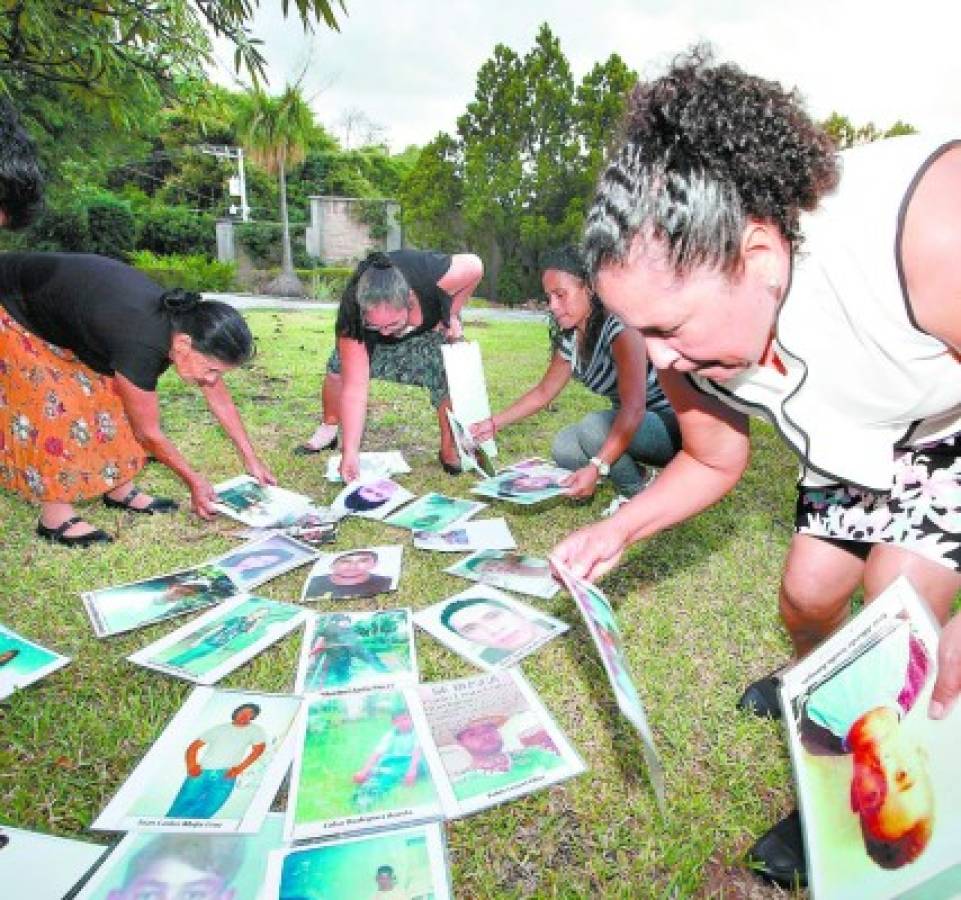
[0,253,273,547]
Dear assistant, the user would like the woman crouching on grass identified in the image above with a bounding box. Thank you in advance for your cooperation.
[297,249,483,481]
[0,252,274,547]
[471,246,679,515]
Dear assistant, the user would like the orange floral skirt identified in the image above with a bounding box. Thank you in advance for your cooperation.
[0,311,147,503]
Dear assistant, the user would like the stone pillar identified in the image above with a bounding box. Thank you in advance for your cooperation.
[215,218,236,263]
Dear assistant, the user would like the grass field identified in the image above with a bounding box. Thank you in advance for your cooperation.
[0,310,804,898]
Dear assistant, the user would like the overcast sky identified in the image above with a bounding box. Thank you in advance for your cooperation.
[210,1,961,152]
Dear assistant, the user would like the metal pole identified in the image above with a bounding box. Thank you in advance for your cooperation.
[237,148,250,222]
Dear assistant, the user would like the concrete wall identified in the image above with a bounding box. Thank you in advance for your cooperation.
[305,197,402,264]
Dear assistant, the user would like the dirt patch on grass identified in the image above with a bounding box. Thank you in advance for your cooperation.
[698,856,800,899]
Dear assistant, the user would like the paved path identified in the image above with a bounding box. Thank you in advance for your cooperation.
[204,292,545,322]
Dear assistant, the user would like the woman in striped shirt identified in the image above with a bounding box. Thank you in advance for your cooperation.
[472,246,679,509]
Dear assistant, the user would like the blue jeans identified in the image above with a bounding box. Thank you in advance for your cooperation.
[552,407,680,497]
[166,768,235,819]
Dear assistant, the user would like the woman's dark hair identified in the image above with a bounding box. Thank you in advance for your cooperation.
[335,252,410,341]
[0,100,43,230]
[162,290,255,365]
[584,46,839,277]
[543,244,608,364]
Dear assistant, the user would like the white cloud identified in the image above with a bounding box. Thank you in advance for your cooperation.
[209,0,961,150]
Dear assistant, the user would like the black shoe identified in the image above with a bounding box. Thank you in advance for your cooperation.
[103,487,178,514]
[294,434,338,455]
[439,451,462,476]
[737,669,784,719]
[745,809,807,888]
[36,516,113,548]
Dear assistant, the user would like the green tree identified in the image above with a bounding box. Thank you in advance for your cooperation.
[399,133,465,250]
[821,112,916,149]
[236,84,316,294]
[0,1,347,102]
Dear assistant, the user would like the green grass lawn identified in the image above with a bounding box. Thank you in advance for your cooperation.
[0,311,804,898]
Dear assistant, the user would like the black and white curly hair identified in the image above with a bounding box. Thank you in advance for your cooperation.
[584,47,840,277]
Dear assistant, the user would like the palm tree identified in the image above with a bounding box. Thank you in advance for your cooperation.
[236,84,315,295]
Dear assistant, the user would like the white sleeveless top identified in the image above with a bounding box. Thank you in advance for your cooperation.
[692,134,961,491]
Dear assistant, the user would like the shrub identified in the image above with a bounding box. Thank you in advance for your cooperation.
[128,250,236,293]
[19,202,90,251]
[87,195,136,259]
[138,206,215,256]
[235,221,311,268]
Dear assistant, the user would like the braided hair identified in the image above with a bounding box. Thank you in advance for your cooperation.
[584,46,839,277]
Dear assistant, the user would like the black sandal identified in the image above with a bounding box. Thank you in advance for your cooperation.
[103,487,178,514]
[736,667,785,719]
[438,451,462,476]
[294,434,338,455]
[36,516,113,548]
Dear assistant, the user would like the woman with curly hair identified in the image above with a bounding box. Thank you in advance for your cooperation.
[296,249,483,481]
[471,246,679,511]
[0,253,273,546]
[552,48,961,885]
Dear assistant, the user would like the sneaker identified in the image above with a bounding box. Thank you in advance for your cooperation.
[601,495,630,518]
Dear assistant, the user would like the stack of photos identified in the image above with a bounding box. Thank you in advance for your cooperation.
[294,609,418,695]
[779,577,961,899]
[82,564,240,638]
[233,504,341,547]
[92,687,303,834]
[412,517,516,552]
[209,533,319,590]
[326,451,411,483]
[0,623,71,699]
[302,546,403,601]
[471,459,572,506]
[213,475,314,527]
[264,823,452,900]
[446,408,496,478]
[554,562,665,809]
[441,339,497,460]
[446,550,560,600]
[73,815,286,900]
[414,585,568,671]
[0,826,106,900]
[384,492,485,534]
[285,688,445,840]
[417,669,585,817]
[331,477,416,521]
[128,595,310,685]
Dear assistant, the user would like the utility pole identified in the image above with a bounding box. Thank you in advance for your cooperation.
[200,145,250,222]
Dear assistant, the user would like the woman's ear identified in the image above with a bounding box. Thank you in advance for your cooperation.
[170,332,194,357]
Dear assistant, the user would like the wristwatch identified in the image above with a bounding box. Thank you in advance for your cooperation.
[589,456,610,477]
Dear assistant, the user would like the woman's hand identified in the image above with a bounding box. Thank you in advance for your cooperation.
[470,417,497,443]
[188,476,219,520]
[444,315,464,342]
[340,453,360,484]
[562,464,600,499]
[245,456,277,486]
[930,612,961,719]
[551,519,629,582]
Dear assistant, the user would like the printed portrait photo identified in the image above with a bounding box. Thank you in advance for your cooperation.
[414,585,568,670]
[447,550,559,599]
[384,492,484,533]
[210,534,318,590]
[295,609,417,695]
[302,546,403,601]
[286,690,441,840]
[83,565,239,638]
[331,477,415,521]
